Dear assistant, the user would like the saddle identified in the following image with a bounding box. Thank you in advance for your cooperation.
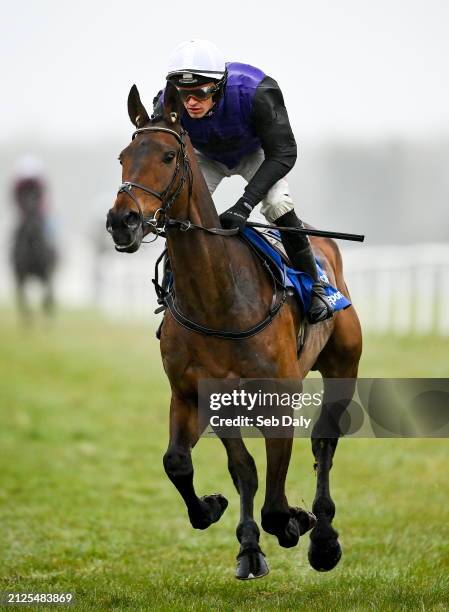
[153,227,350,342]
[240,227,351,315]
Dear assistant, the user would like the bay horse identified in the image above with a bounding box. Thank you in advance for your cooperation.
[107,83,362,580]
[11,194,57,324]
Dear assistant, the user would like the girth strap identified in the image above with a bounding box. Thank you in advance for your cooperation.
[163,289,287,340]
[153,237,288,340]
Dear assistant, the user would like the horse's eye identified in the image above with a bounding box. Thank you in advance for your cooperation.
[163,151,176,164]
[118,156,123,166]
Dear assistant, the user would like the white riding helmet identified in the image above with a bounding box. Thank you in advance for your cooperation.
[167,39,226,85]
[14,155,45,180]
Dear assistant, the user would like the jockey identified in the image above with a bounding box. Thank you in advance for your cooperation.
[157,40,332,323]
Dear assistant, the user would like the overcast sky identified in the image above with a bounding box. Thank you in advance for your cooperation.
[1,0,449,145]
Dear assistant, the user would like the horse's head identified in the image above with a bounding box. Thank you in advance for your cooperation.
[107,83,187,253]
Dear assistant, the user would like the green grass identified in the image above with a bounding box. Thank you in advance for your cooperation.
[0,310,448,611]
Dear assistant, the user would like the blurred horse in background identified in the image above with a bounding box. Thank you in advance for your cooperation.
[10,157,58,324]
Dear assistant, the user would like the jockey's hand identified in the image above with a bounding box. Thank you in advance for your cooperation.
[219,197,253,230]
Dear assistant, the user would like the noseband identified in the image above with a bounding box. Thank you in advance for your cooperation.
[117,126,192,235]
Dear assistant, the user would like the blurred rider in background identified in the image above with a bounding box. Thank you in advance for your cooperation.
[12,155,55,242]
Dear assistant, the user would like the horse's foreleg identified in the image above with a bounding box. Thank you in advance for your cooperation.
[261,437,316,548]
[16,278,31,325]
[43,279,55,318]
[221,437,268,580]
[163,394,228,530]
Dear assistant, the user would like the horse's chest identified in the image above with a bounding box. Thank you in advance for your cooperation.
[162,340,279,389]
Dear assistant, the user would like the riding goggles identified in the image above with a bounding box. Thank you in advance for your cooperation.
[175,84,219,102]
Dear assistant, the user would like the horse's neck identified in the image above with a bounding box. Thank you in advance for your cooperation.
[164,147,251,321]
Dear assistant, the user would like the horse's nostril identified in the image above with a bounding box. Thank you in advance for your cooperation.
[123,211,141,230]
[106,210,114,234]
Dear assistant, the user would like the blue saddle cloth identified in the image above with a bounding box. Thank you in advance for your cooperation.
[242,227,351,314]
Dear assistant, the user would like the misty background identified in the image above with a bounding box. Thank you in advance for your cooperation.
[1,0,448,330]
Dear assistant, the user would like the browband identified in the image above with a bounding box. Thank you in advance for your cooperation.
[132,126,183,144]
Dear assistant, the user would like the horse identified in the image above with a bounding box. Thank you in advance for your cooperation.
[106,83,363,580]
[11,194,57,323]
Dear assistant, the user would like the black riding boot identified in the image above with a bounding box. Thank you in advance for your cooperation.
[275,210,333,323]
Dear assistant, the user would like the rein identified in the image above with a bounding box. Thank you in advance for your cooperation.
[117,126,364,243]
[117,123,362,340]
[118,123,285,339]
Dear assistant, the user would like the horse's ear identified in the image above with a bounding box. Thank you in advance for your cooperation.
[127,84,150,128]
[163,81,183,125]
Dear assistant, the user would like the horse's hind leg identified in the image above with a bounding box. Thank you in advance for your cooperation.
[309,312,362,571]
[261,437,316,548]
[221,437,268,580]
[163,395,228,530]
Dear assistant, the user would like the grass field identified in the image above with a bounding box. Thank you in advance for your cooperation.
[1,310,448,611]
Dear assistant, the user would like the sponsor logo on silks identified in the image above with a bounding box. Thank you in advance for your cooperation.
[319,272,330,283]
[327,290,344,306]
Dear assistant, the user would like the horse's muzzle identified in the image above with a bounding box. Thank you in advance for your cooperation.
[106,209,143,253]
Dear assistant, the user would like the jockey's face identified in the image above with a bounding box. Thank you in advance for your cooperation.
[179,82,216,119]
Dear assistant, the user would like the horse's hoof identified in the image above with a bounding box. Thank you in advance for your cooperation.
[189,494,228,530]
[308,534,342,572]
[276,518,300,548]
[236,549,269,580]
[201,493,228,522]
[261,507,306,548]
[291,507,317,535]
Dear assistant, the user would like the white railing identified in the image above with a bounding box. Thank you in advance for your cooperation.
[1,240,447,335]
[342,243,449,335]
[93,242,449,336]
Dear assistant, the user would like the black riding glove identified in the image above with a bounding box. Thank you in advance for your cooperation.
[219,197,253,230]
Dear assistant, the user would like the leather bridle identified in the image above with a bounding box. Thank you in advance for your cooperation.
[116,123,287,339]
[117,125,192,236]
